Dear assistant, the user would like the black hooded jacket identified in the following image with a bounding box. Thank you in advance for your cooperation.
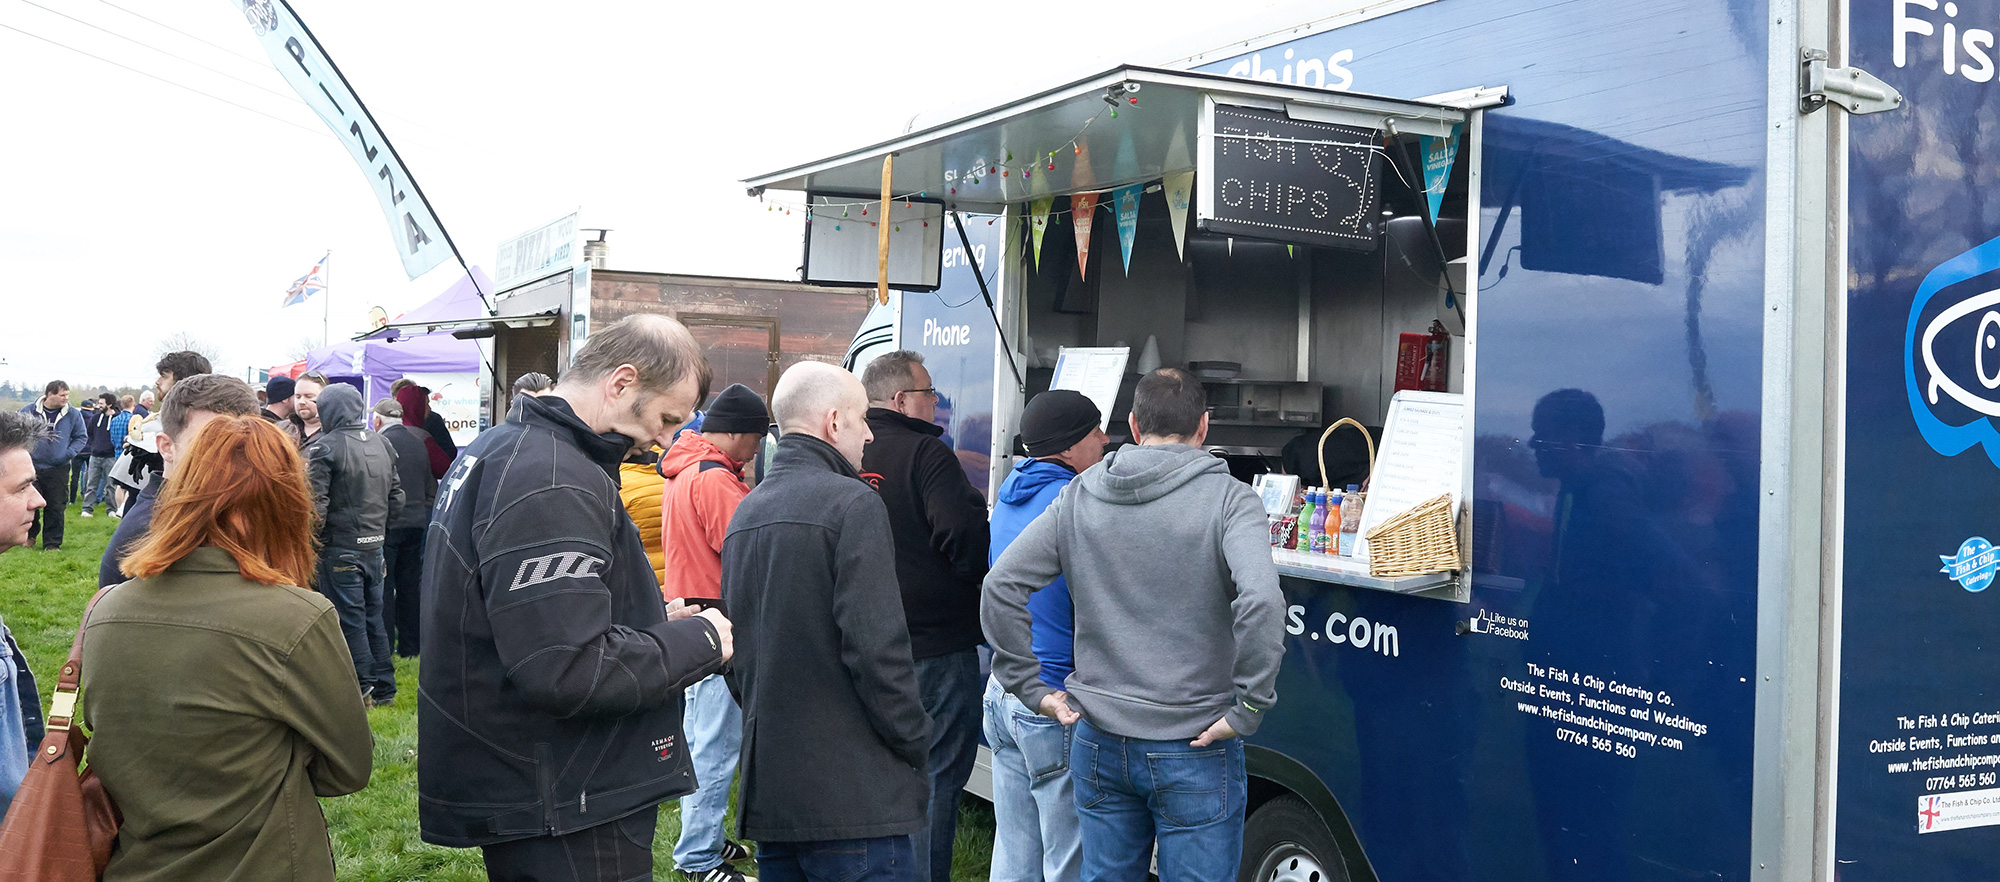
[305,384,404,549]
[859,407,990,658]
[417,393,724,847]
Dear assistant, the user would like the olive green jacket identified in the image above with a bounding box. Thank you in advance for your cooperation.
[80,547,373,882]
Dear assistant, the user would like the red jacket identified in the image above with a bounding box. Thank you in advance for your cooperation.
[658,431,748,601]
[395,385,452,479]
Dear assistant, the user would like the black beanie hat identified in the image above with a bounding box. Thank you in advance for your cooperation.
[1021,389,1102,458]
[702,384,770,434]
[266,376,296,402]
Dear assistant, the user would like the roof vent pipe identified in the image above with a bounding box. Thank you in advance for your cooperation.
[582,228,612,269]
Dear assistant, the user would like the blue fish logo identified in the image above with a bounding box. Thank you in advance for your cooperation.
[1906,234,2000,466]
[1940,537,1998,593]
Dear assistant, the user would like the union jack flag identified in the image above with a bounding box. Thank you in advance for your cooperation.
[282,252,329,307]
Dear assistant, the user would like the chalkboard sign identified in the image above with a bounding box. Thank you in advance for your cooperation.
[1199,103,1383,251]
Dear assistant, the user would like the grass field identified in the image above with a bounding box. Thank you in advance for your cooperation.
[0,500,996,881]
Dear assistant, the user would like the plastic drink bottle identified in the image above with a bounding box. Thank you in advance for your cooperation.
[1339,484,1364,556]
[1310,488,1332,554]
[1324,490,1343,554]
[1300,489,1320,553]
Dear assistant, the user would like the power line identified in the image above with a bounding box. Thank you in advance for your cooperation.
[91,0,269,68]
[0,20,330,140]
[81,0,451,144]
[18,0,300,105]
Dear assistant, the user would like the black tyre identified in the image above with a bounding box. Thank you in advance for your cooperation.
[1239,794,1349,882]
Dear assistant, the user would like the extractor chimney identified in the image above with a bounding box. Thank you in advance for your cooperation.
[582,228,612,270]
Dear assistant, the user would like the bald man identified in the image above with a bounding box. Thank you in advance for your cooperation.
[722,362,931,882]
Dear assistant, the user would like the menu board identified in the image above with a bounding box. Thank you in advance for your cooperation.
[1355,391,1465,561]
[1050,346,1130,431]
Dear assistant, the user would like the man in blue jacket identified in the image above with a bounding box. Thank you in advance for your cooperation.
[982,389,1105,882]
[19,380,87,551]
[0,410,52,821]
[983,369,1285,882]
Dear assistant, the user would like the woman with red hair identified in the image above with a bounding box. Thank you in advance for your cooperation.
[81,414,373,881]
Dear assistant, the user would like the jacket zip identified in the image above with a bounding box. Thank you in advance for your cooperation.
[536,743,555,834]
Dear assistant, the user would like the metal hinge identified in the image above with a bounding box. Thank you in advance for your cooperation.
[1801,48,1903,114]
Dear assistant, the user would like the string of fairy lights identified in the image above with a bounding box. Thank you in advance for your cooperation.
[751,88,1447,235]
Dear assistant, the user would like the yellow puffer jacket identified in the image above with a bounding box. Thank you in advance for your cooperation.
[618,460,668,587]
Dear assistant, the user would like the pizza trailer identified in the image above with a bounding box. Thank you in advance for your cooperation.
[744,1,1999,879]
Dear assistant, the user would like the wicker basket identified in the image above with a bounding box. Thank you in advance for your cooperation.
[1314,418,1374,489]
[1364,492,1462,577]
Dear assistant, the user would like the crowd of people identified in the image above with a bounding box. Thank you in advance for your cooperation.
[0,314,1283,882]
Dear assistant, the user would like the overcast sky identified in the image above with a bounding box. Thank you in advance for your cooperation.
[0,0,1324,389]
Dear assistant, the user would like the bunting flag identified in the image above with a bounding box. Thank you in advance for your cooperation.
[1072,193,1100,280]
[1419,125,1461,223]
[1114,184,1142,275]
[1163,171,1194,261]
[283,252,329,307]
[1031,197,1054,270]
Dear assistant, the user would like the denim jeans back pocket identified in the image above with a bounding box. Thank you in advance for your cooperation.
[1145,749,1229,828]
[1012,711,1072,782]
[1070,731,1109,810]
[799,840,870,882]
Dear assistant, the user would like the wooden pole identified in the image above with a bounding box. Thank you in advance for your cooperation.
[877,153,894,305]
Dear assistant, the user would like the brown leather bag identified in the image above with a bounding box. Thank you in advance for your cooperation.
[0,587,122,880]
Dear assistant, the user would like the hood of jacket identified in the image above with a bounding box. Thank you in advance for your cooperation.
[394,385,431,428]
[1079,443,1229,505]
[658,430,738,479]
[514,393,633,477]
[998,458,1077,505]
[317,383,364,432]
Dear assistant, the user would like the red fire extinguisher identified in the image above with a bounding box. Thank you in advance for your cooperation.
[1394,320,1452,393]
[1419,319,1449,392]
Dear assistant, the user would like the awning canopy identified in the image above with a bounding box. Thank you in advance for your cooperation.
[362,309,560,341]
[745,66,1494,212]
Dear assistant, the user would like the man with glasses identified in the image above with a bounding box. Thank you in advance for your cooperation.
[858,349,990,882]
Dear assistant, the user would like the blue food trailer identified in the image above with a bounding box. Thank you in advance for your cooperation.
[745,0,1998,878]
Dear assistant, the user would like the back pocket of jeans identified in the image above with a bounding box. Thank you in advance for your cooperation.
[1146,750,1227,827]
[800,841,870,882]
[1012,712,1071,782]
[1071,733,1108,810]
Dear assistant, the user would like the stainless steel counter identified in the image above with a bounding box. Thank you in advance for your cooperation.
[1270,548,1462,600]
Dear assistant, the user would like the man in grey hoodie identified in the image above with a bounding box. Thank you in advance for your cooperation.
[982,367,1285,882]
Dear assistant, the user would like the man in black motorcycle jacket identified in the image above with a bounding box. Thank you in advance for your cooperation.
[418,315,735,880]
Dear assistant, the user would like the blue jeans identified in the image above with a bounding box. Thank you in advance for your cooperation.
[912,648,980,882]
[982,676,1080,882]
[318,546,394,700]
[673,673,743,873]
[757,835,913,882]
[1071,719,1247,882]
[80,455,113,511]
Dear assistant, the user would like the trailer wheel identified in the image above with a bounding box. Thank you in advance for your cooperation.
[1239,795,1348,882]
